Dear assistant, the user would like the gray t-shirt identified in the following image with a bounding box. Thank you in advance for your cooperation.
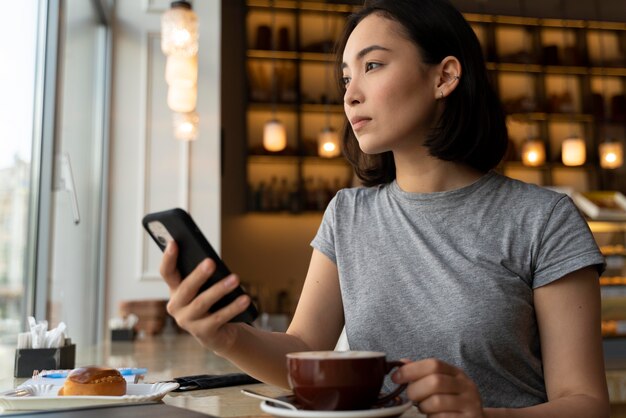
[311,170,605,408]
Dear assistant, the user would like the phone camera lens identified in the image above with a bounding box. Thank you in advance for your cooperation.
[157,236,167,245]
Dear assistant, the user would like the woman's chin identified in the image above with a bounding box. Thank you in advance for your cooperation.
[356,138,387,155]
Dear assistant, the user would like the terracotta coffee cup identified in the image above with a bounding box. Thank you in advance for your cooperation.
[286,351,407,411]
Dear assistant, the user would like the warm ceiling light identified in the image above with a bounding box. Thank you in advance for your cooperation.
[599,140,624,169]
[165,55,198,88]
[562,136,586,166]
[521,139,545,167]
[161,1,198,57]
[263,119,287,152]
[317,127,341,158]
[173,111,199,141]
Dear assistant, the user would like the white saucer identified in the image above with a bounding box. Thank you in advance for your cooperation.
[259,399,413,418]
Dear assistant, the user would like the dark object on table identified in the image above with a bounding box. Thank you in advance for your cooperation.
[0,402,217,417]
[111,328,136,341]
[14,343,76,378]
[172,373,261,391]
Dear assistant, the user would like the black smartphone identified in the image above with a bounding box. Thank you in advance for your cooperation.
[142,208,258,324]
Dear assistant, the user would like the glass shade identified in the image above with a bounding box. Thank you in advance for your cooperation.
[263,119,287,152]
[561,137,586,166]
[161,2,198,57]
[165,55,198,88]
[521,139,546,167]
[317,127,341,158]
[599,141,624,169]
[173,111,199,141]
[167,84,197,113]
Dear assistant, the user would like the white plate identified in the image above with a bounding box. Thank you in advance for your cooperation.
[260,399,413,418]
[0,382,179,411]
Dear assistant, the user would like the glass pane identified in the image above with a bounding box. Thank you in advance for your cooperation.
[48,0,107,345]
[0,1,40,343]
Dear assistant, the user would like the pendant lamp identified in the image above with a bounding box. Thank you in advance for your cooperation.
[262,0,287,152]
[521,138,546,167]
[161,1,198,57]
[173,111,199,141]
[599,140,624,169]
[263,119,287,152]
[318,127,341,158]
[317,1,340,158]
[562,136,586,166]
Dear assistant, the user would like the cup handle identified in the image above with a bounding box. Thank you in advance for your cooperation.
[377,360,407,404]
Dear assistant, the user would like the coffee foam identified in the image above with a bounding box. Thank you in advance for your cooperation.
[287,350,385,359]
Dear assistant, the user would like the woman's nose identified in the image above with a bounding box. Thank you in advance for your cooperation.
[343,81,363,106]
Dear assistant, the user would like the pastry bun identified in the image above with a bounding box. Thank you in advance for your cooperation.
[57,366,126,396]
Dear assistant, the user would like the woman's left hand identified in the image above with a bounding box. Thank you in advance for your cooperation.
[392,358,485,418]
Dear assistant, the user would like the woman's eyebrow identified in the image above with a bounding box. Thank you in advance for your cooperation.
[341,45,391,69]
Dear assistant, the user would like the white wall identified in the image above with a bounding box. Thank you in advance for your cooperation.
[107,0,221,320]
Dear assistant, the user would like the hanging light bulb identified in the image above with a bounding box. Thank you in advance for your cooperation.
[317,127,341,158]
[165,55,198,88]
[521,139,546,167]
[562,136,586,166]
[161,1,198,57]
[599,140,624,169]
[173,111,199,141]
[263,119,287,152]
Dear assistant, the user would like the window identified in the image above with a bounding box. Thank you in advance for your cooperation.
[0,0,40,343]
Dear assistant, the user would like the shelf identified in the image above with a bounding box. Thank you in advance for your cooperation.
[589,221,626,233]
[247,50,300,60]
[465,14,626,31]
[502,161,598,170]
[247,50,336,62]
[506,112,595,123]
[243,3,626,215]
[248,154,349,165]
[247,0,360,13]
[248,155,301,164]
[248,103,299,111]
[300,104,343,113]
[487,62,626,76]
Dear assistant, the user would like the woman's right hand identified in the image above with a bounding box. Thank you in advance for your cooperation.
[159,241,252,354]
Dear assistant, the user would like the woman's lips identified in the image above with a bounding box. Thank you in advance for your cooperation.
[350,117,371,131]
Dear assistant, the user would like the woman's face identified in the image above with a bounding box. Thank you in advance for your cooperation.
[342,13,440,155]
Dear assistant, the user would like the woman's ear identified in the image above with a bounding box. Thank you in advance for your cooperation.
[434,56,462,100]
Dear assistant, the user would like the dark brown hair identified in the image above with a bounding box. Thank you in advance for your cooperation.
[335,0,508,186]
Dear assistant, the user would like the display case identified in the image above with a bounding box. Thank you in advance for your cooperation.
[244,0,358,213]
[240,2,626,214]
[589,221,626,337]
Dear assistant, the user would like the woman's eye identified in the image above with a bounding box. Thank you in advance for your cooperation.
[341,76,351,86]
[365,62,381,72]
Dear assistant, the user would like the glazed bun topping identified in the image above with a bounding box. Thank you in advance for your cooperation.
[58,366,126,396]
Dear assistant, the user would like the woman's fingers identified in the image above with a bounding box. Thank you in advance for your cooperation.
[405,373,461,401]
[171,273,246,326]
[167,258,217,312]
[392,359,483,417]
[393,358,459,384]
[189,294,251,338]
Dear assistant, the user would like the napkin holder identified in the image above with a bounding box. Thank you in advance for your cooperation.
[14,343,76,377]
[111,328,136,341]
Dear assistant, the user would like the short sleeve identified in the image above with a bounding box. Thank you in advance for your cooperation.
[533,195,606,288]
[310,193,339,264]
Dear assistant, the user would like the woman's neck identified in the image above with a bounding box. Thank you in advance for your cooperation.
[393,150,484,193]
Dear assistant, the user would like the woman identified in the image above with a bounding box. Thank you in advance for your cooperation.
[160,0,610,415]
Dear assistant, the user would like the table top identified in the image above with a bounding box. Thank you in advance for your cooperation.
[0,333,420,417]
